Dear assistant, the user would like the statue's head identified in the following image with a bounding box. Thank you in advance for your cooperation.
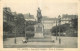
[38,7,40,10]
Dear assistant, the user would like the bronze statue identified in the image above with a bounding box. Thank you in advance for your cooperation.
[37,8,42,23]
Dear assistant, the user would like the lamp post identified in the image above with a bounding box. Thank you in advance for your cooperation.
[25,21,26,40]
[56,18,57,40]
[58,15,61,44]
[14,17,17,44]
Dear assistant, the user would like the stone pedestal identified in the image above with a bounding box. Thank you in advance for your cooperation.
[34,33,43,38]
[34,23,44,38]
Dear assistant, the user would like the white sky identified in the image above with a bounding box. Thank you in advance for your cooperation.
[3,0,78,18]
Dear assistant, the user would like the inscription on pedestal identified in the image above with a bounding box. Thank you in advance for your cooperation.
[36,25,42,33]
[34,24,44,38]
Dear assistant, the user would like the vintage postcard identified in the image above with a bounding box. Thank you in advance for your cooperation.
[0,0,80,51]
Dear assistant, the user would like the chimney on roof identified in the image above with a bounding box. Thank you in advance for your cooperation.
[29,13,30,17]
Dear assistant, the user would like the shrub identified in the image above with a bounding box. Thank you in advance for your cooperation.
[26,31,34,38]
[26,25,34,31]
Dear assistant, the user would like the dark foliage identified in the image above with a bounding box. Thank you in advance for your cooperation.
[3,22,13,32]
[71,18,78,30]
[50,23,70,33]
[26,25,34,31]
[26,31,34,38]
[26,21,36,26]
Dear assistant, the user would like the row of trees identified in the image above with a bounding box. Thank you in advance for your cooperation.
[50,18,78,37]
[3,13,25,34]
[3,7,37,40]
[50,23,70,36]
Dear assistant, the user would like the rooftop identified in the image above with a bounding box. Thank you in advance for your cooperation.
[24,13,35,21]
[24,13,34,19]
[62,14,78,19]
[42,16,57,21]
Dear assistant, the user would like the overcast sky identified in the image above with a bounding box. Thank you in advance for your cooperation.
[3,0,78,18]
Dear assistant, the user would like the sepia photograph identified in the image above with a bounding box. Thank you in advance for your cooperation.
[2,0,78,48]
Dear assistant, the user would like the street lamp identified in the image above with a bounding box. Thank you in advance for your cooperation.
[56,18,57,40]
[25,21,26,40]
[14,17,17,44]
[58,15,61,44]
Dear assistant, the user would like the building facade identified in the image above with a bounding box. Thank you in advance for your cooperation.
[61,14,78,24]
[42,16,57,35]
[42,16,57,30]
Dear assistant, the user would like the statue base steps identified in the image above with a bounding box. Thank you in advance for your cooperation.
[34,33,44,38]
[28,37,52,42]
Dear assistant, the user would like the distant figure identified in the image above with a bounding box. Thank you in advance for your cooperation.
[22,38,28,43]
[22,40,27,43]
[37,7,42,23]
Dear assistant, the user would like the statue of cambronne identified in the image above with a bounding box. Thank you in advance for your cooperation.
[37,7,42,23]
